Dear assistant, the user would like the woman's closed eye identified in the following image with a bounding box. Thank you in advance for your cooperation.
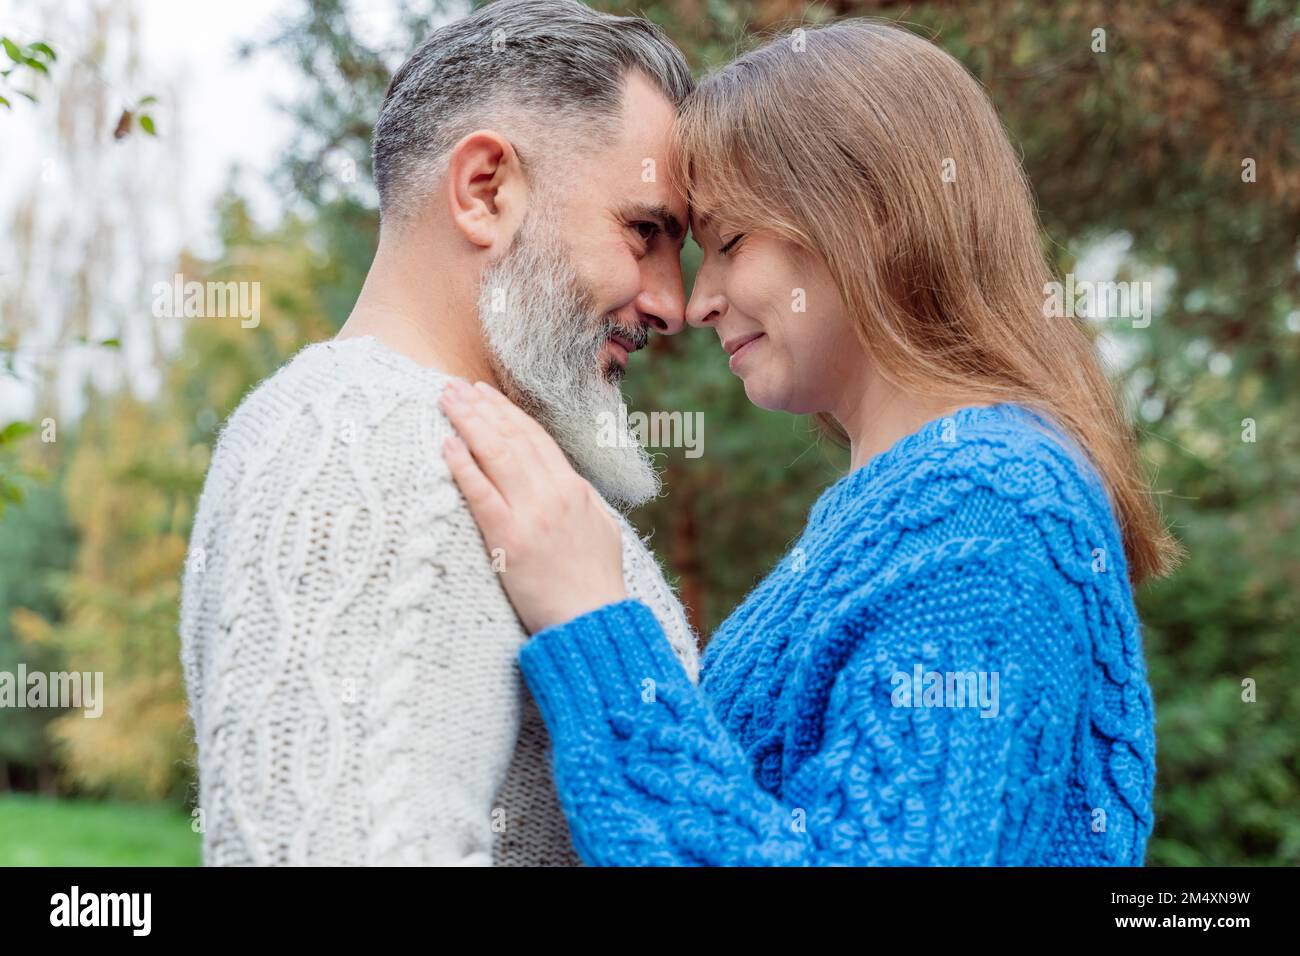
[719,233,746,256]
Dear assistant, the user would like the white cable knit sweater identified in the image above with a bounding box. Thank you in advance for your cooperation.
[179,335,700,866]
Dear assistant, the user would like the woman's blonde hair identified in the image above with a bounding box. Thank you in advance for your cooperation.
[669,19,1181,585]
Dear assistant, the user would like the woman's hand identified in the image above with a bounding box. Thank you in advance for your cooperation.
[438,378,627,634]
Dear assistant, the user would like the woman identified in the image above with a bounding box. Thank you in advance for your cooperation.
[439,20,1181,865]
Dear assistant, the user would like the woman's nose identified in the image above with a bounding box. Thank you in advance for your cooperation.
[686,272,726,329]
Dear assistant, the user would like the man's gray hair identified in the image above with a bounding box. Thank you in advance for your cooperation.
[373,0,693,226]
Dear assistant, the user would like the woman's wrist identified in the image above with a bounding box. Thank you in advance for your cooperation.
[521,599,678,737]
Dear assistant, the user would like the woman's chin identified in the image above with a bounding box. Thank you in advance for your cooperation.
[742,377,790,414]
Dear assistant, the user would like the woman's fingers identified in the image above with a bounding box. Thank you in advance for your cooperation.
[442,433,511,542]
[440,380,628,634]
[439,379,535,502]
[471,381,575,481]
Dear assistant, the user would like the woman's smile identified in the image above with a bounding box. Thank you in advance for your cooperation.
[723,331,765,373]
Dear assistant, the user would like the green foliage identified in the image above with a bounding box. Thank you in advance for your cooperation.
[0,793,200,866]
[0,421,35,514]
[1134,391,1300,864]
[0,475,76,782]
[0,35,56,108]
[112,97,161,140]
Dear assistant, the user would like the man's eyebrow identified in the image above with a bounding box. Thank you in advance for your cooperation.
[621,202,685,244]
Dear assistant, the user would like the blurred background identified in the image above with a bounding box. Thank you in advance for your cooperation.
[0,0,1296,866]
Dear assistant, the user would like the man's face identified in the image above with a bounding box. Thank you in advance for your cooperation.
[552,73,689,379]
[478,74,688,509]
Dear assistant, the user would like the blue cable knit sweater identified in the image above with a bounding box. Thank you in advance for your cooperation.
[519,403,1157,866]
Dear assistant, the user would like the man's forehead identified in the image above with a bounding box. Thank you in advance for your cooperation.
[577,74,689,237]
[616,78,682,178]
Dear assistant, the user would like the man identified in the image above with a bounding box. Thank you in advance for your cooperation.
[179,0,699,865]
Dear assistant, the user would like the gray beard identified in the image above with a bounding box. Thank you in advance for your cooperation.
[478,206,660,509]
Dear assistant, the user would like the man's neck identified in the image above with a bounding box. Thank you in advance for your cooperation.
[337,228,500,386]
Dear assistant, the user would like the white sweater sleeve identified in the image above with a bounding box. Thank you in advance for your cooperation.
[181,364,528,866]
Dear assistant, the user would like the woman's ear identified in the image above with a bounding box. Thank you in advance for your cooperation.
[446,130,526,251]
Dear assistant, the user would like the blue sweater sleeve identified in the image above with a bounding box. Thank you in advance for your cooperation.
[518,542,1091,866]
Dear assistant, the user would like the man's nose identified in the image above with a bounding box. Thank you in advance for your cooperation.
[637,256,686,336]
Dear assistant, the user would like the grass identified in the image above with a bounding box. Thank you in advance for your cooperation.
[0,793,201,866]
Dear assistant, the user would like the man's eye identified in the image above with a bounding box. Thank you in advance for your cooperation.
[633,221,660,243]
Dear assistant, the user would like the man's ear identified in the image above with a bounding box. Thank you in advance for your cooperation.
[446,130,526,251]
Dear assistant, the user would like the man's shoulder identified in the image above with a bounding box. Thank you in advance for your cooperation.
[214,336,457,470]
[186,337,469,544]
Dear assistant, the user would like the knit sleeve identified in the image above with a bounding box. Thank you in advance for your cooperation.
[517,537,1091,865]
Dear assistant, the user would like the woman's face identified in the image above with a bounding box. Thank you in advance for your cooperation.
[685,220,864,415]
